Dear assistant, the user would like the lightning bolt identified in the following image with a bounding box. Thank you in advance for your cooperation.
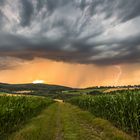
[114,65,122,86]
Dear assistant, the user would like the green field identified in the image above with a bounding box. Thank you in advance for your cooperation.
[69,90,140,138]
[0,95,53,139]
[0,89,139,140]
[9,102,133,140]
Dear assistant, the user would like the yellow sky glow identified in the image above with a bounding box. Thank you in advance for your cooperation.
[0,58,140,88]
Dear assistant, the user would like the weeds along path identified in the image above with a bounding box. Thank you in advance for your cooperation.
[9,102,133,140]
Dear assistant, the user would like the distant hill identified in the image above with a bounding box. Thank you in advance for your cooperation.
[0,83,72,93]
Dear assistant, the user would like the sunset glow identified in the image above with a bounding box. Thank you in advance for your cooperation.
[0,58,139,88]
[0,0,140,87]
[32,80,45,84]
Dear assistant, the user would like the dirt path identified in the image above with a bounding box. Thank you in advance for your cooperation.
[54,99,64,103]
[9,102,133,140]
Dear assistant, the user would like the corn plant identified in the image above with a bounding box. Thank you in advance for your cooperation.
[69,90,140,138]
[0,95,53,137]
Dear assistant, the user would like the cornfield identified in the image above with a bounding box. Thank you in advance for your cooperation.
[0,95,52,137]
[69,90,140,138]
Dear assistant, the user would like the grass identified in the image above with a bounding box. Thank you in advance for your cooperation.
[9,103,62,140]
[0,92,8,95]
[9,102,133,140]
[0,95,53,139]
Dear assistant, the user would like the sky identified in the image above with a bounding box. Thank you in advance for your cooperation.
[0,0,140,87]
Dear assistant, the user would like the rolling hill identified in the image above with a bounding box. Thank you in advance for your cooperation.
[0,83,73,95]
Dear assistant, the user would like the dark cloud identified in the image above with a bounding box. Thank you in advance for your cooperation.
[0,0,140,69]
[20,0,34,26]
[0,10,3,27]
[0,0,4,5]
[117,0,140,22]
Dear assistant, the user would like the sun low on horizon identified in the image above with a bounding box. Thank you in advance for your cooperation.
[32,80,45,84]
[0,0,140,88]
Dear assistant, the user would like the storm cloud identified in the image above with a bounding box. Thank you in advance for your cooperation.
[0,0,140,68]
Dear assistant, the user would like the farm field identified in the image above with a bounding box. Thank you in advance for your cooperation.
[9,102,133,140]
[0,89,139,140]
[69,90,140,139]
[0,95,53,139]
